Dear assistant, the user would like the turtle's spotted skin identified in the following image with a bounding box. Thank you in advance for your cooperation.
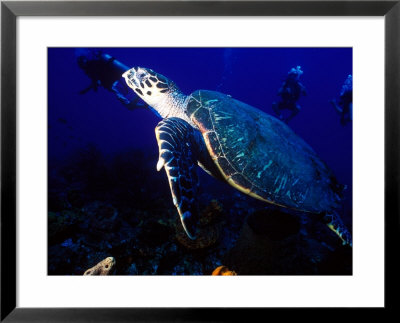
[123,67,352,246]
[155,118,201,238]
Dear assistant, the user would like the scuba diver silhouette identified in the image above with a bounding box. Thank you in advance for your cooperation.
[331,75,352,125]
[272,66,306,123]
[76,49,147,111]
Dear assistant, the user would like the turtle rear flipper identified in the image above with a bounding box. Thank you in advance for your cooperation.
[322,212,352,247]
[155,117,202,239]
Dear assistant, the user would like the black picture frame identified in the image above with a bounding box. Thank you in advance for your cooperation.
[1,1,399,321]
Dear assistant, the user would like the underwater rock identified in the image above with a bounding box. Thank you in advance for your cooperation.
[48,210,82,245]
[48,146,250,275]
[51,143,347,275]
[66,188,85,208]
[126,263,139,275]
[247,208,300,240]
[83,201,119,232]
[212,265,237,276]
[175,200,224,250]
[48,243,84,275]
[168,256,204,275]
[137,219,174,248]
[199,199,224,225]
[156,250,181,274]
[223,219,300,274]
[84,256,116,275]
[175,224,220,250]
[120,208,141,227]
[224,208,317,274]
[223,207,349,275]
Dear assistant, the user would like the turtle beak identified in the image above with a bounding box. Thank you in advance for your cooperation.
[122,68,139,88]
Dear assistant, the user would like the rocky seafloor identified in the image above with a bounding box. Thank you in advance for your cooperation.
[48,144,352,275]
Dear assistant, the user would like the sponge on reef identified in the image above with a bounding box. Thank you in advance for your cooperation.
[84,256,116,275]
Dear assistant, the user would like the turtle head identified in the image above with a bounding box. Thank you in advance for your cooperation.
[123,67,179,109]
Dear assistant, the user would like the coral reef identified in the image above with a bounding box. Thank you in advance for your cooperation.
[175,200,224,250]
[223,208,351,275]
[48,210,83,245]
[48,144,351,275]
[84,257,116,275]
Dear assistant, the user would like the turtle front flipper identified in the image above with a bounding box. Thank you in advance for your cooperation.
[323,212,352,247]
[155,117,202,239]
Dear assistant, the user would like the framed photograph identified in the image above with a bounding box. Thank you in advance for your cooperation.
[1,0,398,321]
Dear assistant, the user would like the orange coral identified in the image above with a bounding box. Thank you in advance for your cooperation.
[212,266,237,276]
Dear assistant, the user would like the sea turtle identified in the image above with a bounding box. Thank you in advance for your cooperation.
[122,67,352,246]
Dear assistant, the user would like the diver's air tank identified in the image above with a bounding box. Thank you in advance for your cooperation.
[75,49,144,110]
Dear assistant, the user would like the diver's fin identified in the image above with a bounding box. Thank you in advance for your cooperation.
[79,83,93,95]
[323,212,352,247]
[155,117,200,239]
[330,99,343,114]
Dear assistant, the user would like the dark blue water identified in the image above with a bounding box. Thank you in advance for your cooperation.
[49,48,352,211]
[48,48,352,275]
